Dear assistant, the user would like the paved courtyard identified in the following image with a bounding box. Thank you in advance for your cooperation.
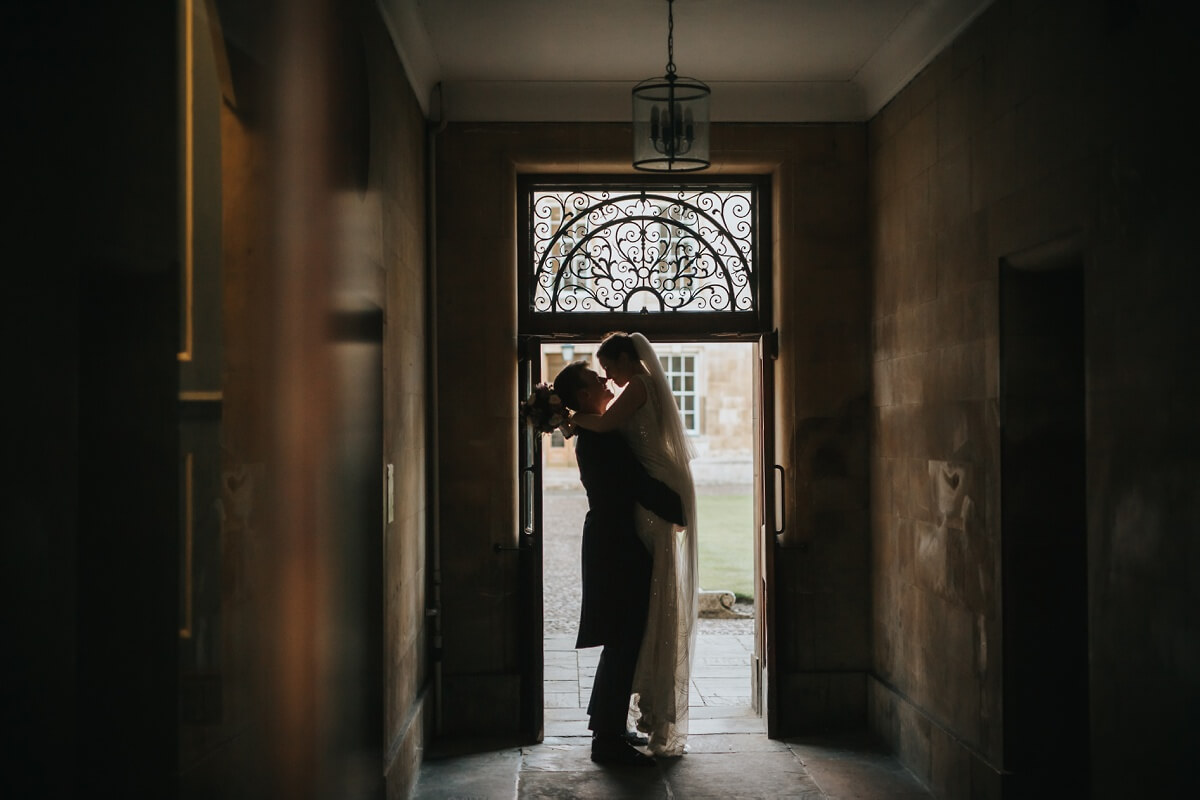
[542,485,759,722]
[545,632,758,722]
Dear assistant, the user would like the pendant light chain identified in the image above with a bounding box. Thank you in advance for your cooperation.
[666,0,676,78]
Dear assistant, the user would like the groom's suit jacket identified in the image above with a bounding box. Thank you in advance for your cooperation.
[573,428,685,649]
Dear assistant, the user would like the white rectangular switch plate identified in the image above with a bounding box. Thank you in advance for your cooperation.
[386,463,395,524]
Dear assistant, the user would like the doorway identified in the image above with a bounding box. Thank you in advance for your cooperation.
[1000,258,1089,795]
[516,176,777,742]
[536,340,762,739]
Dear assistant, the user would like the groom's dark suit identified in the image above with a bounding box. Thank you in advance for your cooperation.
[572,428,685,737]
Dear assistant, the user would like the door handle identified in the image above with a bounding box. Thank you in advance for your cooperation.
[521,464,536,536]
[500,462,537,552]
[773,464,785,537]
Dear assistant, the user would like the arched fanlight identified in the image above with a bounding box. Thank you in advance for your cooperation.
[632,0,710,172]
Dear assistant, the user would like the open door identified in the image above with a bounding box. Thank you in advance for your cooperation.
[517,335,545,742]
[753,329,780,734]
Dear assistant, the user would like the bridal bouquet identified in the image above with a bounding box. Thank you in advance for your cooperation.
[521,382,569,435]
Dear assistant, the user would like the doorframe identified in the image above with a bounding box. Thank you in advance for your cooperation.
[515,174,778,741]
[517,337,545,742]
[755,329,780,734]
[998,239,1090,793]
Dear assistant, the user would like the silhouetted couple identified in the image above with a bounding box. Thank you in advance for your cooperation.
[553,333,699,766]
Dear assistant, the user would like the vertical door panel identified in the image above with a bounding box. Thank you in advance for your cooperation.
[518,337,544,742]
[755,331,779,736]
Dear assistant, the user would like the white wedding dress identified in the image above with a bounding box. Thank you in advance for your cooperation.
[623,335,699,757]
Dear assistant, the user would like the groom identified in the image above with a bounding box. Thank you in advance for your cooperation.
[553,361,685,766]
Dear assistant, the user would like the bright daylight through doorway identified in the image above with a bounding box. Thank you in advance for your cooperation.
[539,340,761,737]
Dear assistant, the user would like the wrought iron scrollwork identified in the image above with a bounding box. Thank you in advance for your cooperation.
[530,188,755,314]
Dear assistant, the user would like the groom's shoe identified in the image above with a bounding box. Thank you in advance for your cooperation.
[591,734,656,766]
[622,729,649,747]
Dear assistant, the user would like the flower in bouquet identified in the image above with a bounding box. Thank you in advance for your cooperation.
[521,382,568,435]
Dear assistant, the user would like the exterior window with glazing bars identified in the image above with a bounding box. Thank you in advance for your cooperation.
[659,354,698,434]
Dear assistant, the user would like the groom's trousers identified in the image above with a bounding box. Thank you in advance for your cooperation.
[587,614,647,735]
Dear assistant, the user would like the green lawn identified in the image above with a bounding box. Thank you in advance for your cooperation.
[695,491,754,600]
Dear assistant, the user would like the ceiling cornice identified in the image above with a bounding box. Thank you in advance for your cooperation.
[378,0,994,124]
[856,0,995,116]
[376,0,440,116]
[438,80,867,124]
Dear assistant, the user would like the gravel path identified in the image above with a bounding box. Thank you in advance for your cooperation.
[542,488,755,637]
[541,489,588,635]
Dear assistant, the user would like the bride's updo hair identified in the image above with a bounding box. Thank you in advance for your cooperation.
[596,331,639,363]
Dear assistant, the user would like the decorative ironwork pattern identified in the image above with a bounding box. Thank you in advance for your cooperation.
[530,188,755,314]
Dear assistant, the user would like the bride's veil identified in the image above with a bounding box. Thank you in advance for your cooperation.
[631,332,700,662]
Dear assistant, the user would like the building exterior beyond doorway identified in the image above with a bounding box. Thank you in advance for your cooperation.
[541,341,754,488]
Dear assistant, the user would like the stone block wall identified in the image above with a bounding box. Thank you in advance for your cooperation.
[868,1,1200,796]
[366,11,431,799]
[695,342,755,471]
[757,124,872,734]
[434,122,871,738]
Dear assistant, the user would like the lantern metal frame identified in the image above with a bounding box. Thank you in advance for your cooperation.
[632,0,710,172]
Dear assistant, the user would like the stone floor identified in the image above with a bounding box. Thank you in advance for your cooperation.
[414,483,930,798]
[412,632,933,799]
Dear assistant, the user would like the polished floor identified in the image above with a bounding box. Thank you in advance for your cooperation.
[413,633,932,799]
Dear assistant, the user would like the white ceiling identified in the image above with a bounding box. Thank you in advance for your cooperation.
[378,0,994,122]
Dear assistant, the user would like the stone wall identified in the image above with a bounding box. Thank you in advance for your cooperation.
[867,1,1200,796]
[689,342,756,484]
[176,2,430,797]
[434,122,871,738]
[765,124,871,734]
[368,9,431,797]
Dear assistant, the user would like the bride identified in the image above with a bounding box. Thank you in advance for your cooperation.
[568,331,698,756]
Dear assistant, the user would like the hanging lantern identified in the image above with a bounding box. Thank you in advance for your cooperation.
[632,0,710,172]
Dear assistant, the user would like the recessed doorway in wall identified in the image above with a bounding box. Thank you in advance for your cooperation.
[1000,254,1089,795]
